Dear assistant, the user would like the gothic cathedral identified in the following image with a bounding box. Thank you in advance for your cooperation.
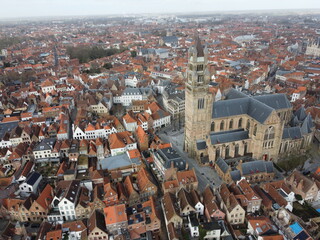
[184,37,314,164]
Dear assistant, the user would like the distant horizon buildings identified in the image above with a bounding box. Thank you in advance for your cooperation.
[0,5,320,20]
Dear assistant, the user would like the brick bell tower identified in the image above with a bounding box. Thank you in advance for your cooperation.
[184,36,213,157]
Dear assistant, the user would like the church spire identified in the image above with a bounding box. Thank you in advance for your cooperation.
[195,35,204,57]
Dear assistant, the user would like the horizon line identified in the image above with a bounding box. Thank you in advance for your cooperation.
[1,7,320,22]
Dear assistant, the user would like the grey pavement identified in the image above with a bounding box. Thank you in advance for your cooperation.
[158,126,222,193]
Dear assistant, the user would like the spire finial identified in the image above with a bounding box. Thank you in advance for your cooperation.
[194,34,204,57]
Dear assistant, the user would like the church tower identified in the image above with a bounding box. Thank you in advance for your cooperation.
[184,36,213,157]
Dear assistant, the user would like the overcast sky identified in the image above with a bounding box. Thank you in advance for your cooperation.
[1,0,319,19]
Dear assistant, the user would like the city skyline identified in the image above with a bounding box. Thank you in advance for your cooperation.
[1,0,320,19]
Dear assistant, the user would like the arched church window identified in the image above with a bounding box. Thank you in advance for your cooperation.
[253,124,257,136]
[211,122,215,132]
[284,142,288,152]
[220,120,224,131]
[225,145,230,158]
[216,148,220,160]
[235,144,239,156]
[244,142,248,155]
[264,126,275,140]
[301,137,305,148]
[229,119,233,129]
[246,119,250,130]
[238,118,242,128]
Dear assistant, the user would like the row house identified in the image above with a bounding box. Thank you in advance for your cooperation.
[75,187,91,220]
[203,186,225,221]
[104,181,119,207]
[219,183,246,225]
[135,126,149,151]
[73,121,118,140]
[19,184,53,222]
[19,171,42,196]
[104,204,128,235]
[41,79,56,94]
[15,161,34,182]
[1,198,25,221]
[247,216,282,239]
[124,175,141,206]
[123,111,139,132]
[235,179,262,213]
[57,112,70,140]
[0,132,12,149]
[285,170,319,202]
[88,210,109,240]
[50,180,81,221]
[84,123,106,140]
[33,138,60,161]
[108,131,137,156]
[136,167,158,201]
[89,101,110,117]
[90,184,106,211]
[120,87,153,107]
[143,197,161,232]
[162,167,198,194]
[146,102,171,129]
[162,187,215,239]
[124,72,143,87]
[8,142,35,164]
[62,220,87,240]
[7,124,47,148]
[162,192,183,229]
[123,111,151,132]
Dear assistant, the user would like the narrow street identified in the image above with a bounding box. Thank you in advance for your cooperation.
[158,126,222,193]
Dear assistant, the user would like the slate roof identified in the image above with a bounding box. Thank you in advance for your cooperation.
[202,221,221,231]
[210,129,249,144]
[241,160,274,175]
[162,36,178,43]
[252,94,291,110]
[213,89,291,124]
[0,122,18,139]
[33,138,56,151]
[301,114,314,135]
[216,157,229,173]
[225,88,248,100]
[64,180,80,203]
[155,147,186,171]
[122,87,153,96]
[295,106,307,121]
[196,140,206,150]
[26,171,41,185]
[98,153,141,171]
[282,127,302,139]
[230,170,241,182]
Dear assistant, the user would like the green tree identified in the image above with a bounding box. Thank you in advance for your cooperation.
[130,50,137,58]
[199,225,207,240]
[103,63,113,69]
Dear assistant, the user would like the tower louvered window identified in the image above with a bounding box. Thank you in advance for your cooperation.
[198,98,204,109]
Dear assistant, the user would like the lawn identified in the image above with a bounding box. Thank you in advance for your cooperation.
[277,154,308,172]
